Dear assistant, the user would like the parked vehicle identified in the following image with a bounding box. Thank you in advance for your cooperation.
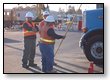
[79,8,103,64]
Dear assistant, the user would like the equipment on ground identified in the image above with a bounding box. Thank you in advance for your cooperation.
[88,61,94,73]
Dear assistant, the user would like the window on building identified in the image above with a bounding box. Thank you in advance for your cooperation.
[7,12,10,15]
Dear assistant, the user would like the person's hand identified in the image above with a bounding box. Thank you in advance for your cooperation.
[35,26,39,32]
[32,26,39,32]
[32,27,37,32]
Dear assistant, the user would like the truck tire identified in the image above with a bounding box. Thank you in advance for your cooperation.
[83,35,103,64]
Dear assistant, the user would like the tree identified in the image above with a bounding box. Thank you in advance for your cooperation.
[76,9,82,15]
[67,5,76,14]
[58,8,64,14]
[71,6,76,14]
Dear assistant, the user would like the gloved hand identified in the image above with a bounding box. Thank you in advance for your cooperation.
[35,26,39,32]
[32,27,37,32]
[32,26,39,32]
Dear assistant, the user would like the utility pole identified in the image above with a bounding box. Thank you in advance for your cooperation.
[66,4,67,21]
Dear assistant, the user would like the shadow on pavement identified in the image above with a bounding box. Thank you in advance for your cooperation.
[4,44,23,51]
[96,64,104,68]
[4,44,41,56]
[55,59,102,73]
[55,59,88,70]
[54,65,78,73]
[4,38,21,43]
[53,68,68,73]
[29,66,41,71]
[25,67,42,73]
[4,44,103,73]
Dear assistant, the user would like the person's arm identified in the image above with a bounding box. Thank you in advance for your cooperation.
[47,28,65,39]
[34,25,39,32]
[23,23,32,31]
[23,23,39,32]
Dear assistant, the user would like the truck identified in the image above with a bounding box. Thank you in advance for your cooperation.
[79,8,103,64]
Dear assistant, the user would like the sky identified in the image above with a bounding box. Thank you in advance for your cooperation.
[4,4,96,12]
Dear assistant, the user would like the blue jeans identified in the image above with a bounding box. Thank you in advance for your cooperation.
[39,43,54,73]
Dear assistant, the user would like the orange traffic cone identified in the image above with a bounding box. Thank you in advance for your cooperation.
[88,61,94,73]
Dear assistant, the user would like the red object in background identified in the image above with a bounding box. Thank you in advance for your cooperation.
[78,20,82,30]
[20,22,23,25]
[88,61,94,73]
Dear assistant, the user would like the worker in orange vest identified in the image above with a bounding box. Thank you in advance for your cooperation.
[39,11,58,65]
[22,12,39,68]
[39,15,65,73]
[39,11,50,28]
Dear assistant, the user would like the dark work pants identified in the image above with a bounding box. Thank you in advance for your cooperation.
[22,38,36,65]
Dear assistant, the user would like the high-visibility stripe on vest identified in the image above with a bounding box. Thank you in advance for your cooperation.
[40,38,55,43]
[23,21,36,37]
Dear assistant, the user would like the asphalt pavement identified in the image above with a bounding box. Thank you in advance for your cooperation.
[4,30,103,73]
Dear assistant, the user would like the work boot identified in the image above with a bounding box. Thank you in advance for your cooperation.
[29,63,37,67]
[22,64,29,69]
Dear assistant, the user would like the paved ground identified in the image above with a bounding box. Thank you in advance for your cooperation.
[4,30,103,73]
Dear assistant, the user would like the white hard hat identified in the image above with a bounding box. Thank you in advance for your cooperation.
[44,15,55,22]
[25,12,34,18]
[43,11,50,16]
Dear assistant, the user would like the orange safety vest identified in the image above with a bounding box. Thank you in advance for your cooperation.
[39,24,55,44]
[23,21,36,37]
[39,20,54,28]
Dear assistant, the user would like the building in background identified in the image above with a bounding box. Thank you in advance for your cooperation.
[4,4,49,28]
[4,4,83,29]
[4,9,17,28]
[13,7,37,22]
